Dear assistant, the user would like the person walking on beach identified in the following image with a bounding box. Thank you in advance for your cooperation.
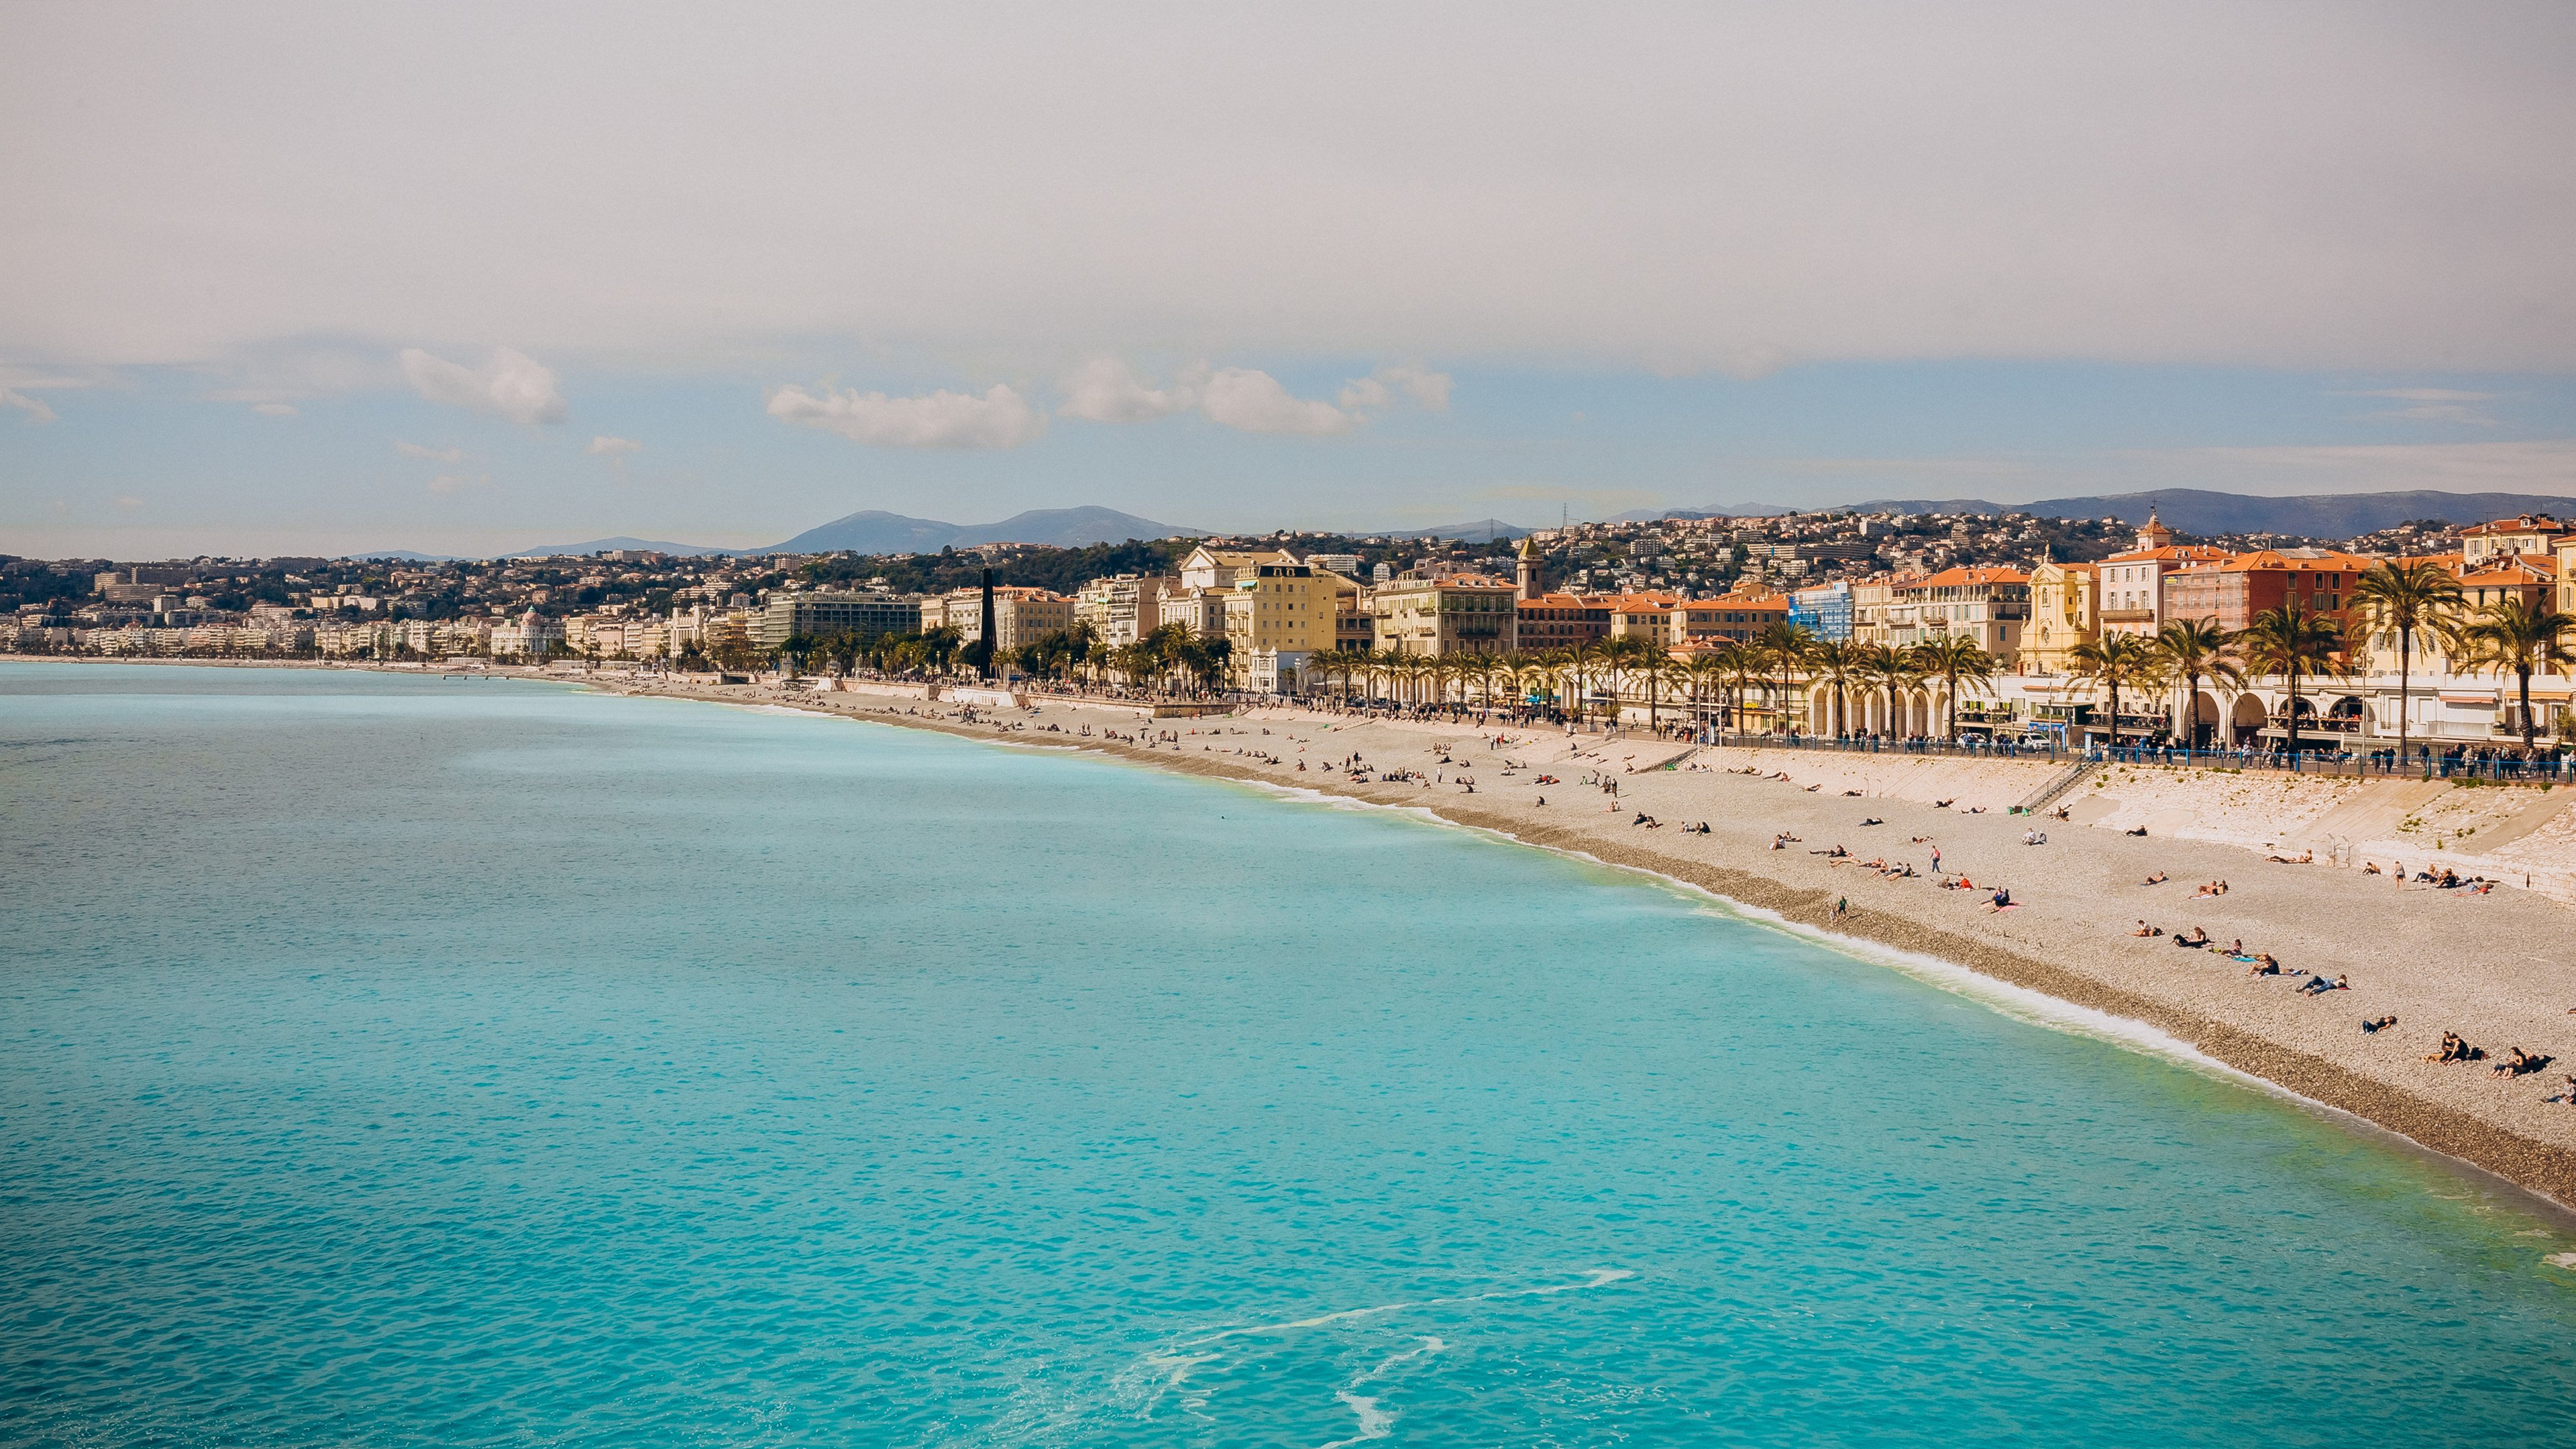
[1930,845,1941,875]
[1833,896,1847,922]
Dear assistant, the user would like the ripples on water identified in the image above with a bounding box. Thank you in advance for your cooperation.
[3,663,2573,1446]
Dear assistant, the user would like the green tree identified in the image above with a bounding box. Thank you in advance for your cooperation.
[2451,595,2576,751]
[1807,639,1864,736]
[2066,633,2161,749]
[2151,618,2243,748]
[2350,559,2464,761]
[1753,621,1817,735]
[1911,634,2002,741]
[2235,603,2345,757]
[1856,643,1918,738]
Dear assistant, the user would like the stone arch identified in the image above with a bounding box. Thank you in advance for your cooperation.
[2228,692,2267,745]
[2189,690,2220,747]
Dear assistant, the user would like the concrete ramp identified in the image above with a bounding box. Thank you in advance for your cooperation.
[2298,779,2445,847]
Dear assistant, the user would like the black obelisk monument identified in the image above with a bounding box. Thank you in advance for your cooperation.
[979,568,998,680]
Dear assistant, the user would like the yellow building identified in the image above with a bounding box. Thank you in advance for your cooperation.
[2021,558,2098,676]
[1222,564,1333,692]
[1371,575,1519,656]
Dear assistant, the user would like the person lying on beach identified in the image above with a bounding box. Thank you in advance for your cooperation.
[2247,955,2282,977]
[1859,817,1884,827]
[2023,830,2048,846]
[2361,1015,2398,1034]
[1809,845,1849,858]
[1933,798,1954,809]
[2142,871,2169,885]
[2265,849,2314,865]
[2123,825,2147,836]
[2493,1048,2555,1078]
[1804,784,1822,792]
[1842,788,1864,797]
[2298,973,2350,996]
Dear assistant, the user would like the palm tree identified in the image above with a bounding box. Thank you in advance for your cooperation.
[1911,634,2003,741]
[1855,643,1917,738]
[1632,647,1684,731]
[2351,559,2464,761]
[2451,595,2576,750]
[1754,621,1817,735]
[2151,618,2242,747]
[2235,603,2345,757]
[1724,639,1766,735]
[1807,639,1864,736]
[1686,648,1734,735]
[2067,633,2161,750]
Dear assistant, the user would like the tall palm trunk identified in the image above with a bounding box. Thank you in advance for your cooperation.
[2395,628,2412,761]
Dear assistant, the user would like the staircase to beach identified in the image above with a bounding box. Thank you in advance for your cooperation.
[2012,759,2098,816]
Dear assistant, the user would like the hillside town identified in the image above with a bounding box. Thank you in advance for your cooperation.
[9,506,2575,763]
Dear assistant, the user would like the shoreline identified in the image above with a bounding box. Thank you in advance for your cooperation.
[14,655,2576,1214]
[613,676,2576,1214]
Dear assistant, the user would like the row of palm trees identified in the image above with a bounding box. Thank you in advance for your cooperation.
[2061,562,2576,755]
[1294,627,2004,738]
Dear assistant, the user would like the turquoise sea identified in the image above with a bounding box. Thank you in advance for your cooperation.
[5,662,2575,1446]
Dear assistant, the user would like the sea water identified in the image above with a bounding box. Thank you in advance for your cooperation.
[3,662,2573,1447]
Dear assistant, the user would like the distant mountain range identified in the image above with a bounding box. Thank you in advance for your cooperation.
[352,504,1544,561]
[1635,488,2572,537]
[759,505,1201,555]
[344,488,2571,564]
[506,535,739,559]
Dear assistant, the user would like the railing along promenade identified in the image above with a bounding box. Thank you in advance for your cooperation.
[1707,730,2567,783]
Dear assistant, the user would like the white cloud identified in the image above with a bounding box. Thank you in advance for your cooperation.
[766,382,1046,448]
[1057,356,1197,422]
[1,388,57,423]
[1372,364,1452,410]
[1337,377,1389,410]
[251,401,298,417]
[586,434,642,455]
[399,346,568,425]
[2342,387,2499,425]
[1198,368,1354,435]
[395,440,464,462]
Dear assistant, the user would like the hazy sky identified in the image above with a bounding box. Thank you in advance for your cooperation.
[4,2,2573,557]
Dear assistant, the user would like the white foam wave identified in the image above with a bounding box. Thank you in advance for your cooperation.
[1124,1269,1631,1426]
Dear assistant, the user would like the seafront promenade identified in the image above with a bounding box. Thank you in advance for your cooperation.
[610,669,2576,1210]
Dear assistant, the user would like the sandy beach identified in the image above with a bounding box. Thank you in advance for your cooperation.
[601,672,2576,1209]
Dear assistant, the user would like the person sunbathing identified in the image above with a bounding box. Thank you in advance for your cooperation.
[2247,955,2282,977]
[2297,973,2350,996]
[2428,1032,2486,1063]
[2124,825,2147,836]
[1933,798,1954,809]
[2173,928,2209,949]
[2142,871,2169,885]
[1859,816,1884,827]
[2493,1047,2555,1078]
[2361,1015,2398,1034]
[2131,920,2157,937]
[2361,861,2381,875]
